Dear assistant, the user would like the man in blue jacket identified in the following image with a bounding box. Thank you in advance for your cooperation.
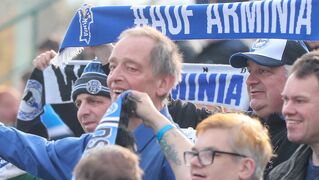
[0,25,180,180]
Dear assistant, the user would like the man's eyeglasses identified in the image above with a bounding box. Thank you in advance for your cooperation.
[183,148,247,166]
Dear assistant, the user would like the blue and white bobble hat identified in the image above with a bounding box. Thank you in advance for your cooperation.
[72,60,110,101]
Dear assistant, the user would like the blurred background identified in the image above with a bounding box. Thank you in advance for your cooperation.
[1,0,71,89]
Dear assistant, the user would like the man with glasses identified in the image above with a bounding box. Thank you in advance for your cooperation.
[184,113,272,179]
[129,90,273,179]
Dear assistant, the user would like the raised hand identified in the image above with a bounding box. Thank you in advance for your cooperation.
[32,50,57,70]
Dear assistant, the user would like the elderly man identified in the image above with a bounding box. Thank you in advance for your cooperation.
[269,50,319,180]
[0,26,180,180]
[229,39,308,176]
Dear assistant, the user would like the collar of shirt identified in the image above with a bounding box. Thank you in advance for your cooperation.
[134,106,172,152]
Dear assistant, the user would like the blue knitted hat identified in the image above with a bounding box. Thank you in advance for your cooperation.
[72,60,110,101]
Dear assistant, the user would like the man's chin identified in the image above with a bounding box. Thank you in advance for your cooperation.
[83,125,96,133]
[250,103,270,118]
[250,101,264,112]
[287,135,304,144]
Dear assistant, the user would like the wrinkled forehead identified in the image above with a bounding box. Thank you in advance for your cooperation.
[114,36,155,52]
[110,36,155,63]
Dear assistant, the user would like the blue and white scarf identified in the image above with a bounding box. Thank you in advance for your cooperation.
[53,0,318,65]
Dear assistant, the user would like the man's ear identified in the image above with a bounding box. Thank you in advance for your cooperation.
[238,158,255,180]
[156,75,175,97]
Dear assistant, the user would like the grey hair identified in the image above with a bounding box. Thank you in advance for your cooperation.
[119,26,183,87]
[283,65,292,77]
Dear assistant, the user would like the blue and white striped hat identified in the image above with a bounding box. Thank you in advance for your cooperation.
[72,60,110,101]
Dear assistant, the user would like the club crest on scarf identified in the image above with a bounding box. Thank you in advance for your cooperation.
[78,4,93,44]
[17,80,43,120]
[104,101,118,117]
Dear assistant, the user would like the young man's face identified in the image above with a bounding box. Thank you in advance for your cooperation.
[282,74,319,144]
[190,128,246,180]
[107,36,166,109]
[246,60,287,119]
[75,94,112,132]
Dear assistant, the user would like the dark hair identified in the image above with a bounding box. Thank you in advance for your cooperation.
[38,38,59,52]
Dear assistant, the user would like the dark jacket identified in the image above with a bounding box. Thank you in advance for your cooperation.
[196,40,249,64]
[168,99,212,128]
[268,144,311,180]
[257,114,300,179]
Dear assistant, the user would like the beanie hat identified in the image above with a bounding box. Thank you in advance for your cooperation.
[72,60,110,101]
[229,39,309,68]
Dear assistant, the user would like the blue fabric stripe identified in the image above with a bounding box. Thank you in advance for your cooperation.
[61,0,319,52]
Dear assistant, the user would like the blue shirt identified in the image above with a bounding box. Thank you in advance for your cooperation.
[134,106,174,180]
[0,107,175,180]
[135,124,174,180]
[305,157,319,180]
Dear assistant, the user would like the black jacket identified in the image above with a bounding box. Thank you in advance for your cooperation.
[261,113,300,179]
[168,99,212,128]
[268,145,311,180]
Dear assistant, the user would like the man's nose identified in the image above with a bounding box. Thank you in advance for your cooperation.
[282,100,296,117]
[246,73,259,86]
[78,102,89,117]
[107,66,124,85]
[190,155,203,168]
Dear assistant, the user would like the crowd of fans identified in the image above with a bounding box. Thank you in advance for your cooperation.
[1,1,319,180]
